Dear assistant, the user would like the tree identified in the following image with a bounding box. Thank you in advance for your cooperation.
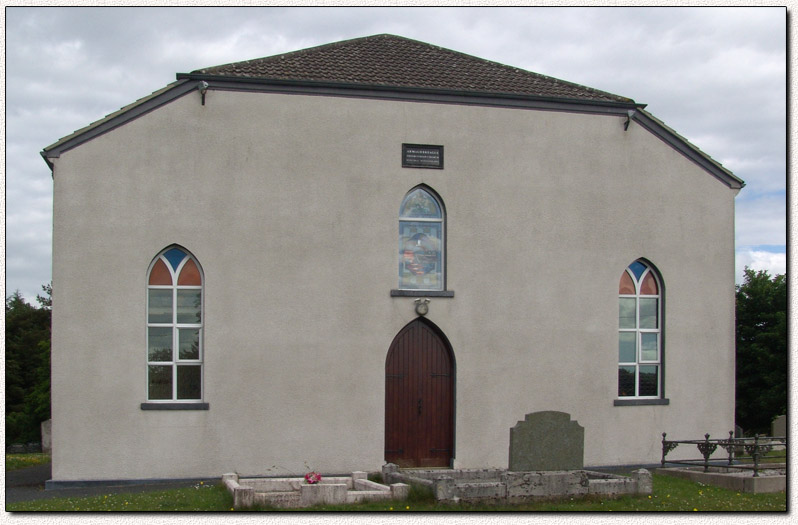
[735,268,787,435]
[5,286,51,444]
[36,281,52,309]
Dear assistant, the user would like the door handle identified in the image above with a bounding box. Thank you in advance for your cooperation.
[418,398,422,415]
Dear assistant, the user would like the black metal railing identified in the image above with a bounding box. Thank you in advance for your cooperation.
[661,431,787,477]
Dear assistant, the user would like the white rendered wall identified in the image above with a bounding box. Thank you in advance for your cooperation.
[50,89,737,481]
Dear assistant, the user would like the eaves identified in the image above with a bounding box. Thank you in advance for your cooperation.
[40,79,197,171]
[40,75,744,190]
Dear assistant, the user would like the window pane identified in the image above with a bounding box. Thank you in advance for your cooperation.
[619,332,636,363]
[619,271,635,294]
[639,298,658,328]
[628,261,647,281]
[148,289,173,323]
[399,222,442,290]
[176,290,202,323]
[163,247,187,272]
[149,259,172,285]
[641,333,658,361]
[619,298,636,329]
[400,189,441,218]
[148,327,172,361]
[640,272,659,295]
[179,328,200,360]
[177,365,202,399]
[618,366,635,397]
[638,365,659,396]
[177,258,202,286]
[148,365,173,400]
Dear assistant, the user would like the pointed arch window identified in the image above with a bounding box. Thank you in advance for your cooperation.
[145,246,204,405]
[398,187,445,292]
[618,260,663,400]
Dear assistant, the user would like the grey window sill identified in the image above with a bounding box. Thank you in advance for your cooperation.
[614,398,669,406]
[141,403,209,410]
[390,290,454,297]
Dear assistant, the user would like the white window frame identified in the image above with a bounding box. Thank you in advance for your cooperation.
[146,249,204,402]
[618,263,662,399]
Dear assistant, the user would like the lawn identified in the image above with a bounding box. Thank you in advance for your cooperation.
[5,453,51,471]
[5,470,786,512]
[6,482,233,512]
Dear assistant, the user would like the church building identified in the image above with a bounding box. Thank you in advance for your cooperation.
[41,35,743,484]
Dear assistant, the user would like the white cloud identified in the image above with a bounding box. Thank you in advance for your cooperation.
[736,250,787,283]
[735,193,787,247]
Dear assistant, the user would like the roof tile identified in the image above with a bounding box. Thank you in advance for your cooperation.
[191,34,633,104]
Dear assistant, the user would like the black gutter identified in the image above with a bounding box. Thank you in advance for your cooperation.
[632,110,744,189]
[176,72,646,111]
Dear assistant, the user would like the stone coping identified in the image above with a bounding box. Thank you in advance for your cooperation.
[656,465,786,494]
[382,464,652,504]
[223,471,409,509]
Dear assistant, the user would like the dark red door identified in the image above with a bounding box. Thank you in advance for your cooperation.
[385,318,454,468]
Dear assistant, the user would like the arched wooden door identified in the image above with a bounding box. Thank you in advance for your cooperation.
[385,318,454,468]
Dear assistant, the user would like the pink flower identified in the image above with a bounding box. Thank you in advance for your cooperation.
[304,472,322,484]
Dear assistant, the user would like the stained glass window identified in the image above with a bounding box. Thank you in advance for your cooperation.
[618,260,662,398]
[640,272,658,295]
[399,187,444,290]
[619,271,635,295]
[178,259,202,286]
[147,246,203,402]
[149,259,172,285]
[400,188,442,219]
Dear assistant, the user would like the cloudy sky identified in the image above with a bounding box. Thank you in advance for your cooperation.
[5,5,787,304]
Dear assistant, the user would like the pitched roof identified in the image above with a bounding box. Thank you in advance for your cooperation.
[41,34,742,189]
[190,34,633,105]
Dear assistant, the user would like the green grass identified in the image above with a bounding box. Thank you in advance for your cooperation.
[734,449,787,464]
[6,473,786,512]
[5,453,51,471]
[7,482,235,512]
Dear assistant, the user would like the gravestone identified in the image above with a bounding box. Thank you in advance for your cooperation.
[509,411,584,471]
[41,419,52,454]
[771,415,786,437]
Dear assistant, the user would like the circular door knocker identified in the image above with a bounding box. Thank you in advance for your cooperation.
[414,298,430,316]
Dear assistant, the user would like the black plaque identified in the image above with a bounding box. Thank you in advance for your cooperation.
[402,144,443,169]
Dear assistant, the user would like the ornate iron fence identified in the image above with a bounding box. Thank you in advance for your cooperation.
[661,432,787,477]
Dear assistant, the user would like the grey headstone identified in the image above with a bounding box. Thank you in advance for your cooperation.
[382,463,399,485]
[41,419,52,454]
[630,469,653,495]
[433,476,455,502]
[735,424,744,438]
[771,415,786,437]
[509,411,584,471]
